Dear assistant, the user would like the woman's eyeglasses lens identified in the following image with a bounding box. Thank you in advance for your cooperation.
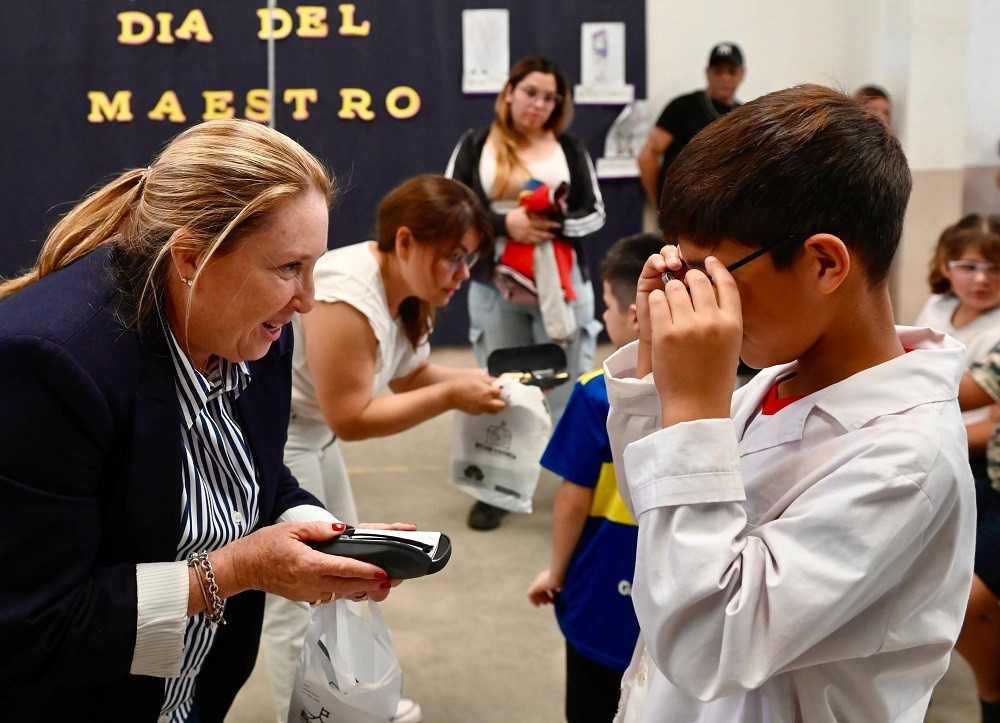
[446,250,480,271]
[519,85,562,106]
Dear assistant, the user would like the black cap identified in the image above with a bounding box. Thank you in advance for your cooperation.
[708,42,744,68]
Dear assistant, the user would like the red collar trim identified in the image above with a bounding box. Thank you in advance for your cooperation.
[761,378,806,415]
[761,348,914,416]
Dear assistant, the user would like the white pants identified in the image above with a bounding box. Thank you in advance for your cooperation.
[261,413,357,723]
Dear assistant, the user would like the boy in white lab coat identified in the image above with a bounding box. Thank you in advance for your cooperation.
[606,84,975,723]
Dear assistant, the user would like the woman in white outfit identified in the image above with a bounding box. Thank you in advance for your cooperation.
[262,174,506,723]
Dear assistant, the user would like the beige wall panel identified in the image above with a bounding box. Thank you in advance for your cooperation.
[963,166,1000,215]
[892,169,964,324]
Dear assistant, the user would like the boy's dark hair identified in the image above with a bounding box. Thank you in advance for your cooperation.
[600,233,665,311]
[928,214,1000,294]
[659,84,911,285]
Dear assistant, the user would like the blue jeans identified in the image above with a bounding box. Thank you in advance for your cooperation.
[467,265,602,424]
[974,455,1000,598]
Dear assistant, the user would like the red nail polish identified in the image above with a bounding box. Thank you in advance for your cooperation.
[374,571,388,580]
[380,581,392,589]
[332,522,346,532]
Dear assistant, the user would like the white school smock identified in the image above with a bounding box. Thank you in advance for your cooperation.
[290,242,430,423]
[605,327,975,723]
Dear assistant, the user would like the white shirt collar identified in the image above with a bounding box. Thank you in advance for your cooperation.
[733,326,965,453]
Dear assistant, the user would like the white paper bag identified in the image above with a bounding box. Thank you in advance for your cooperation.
[533,240,578,346]
[288,599,402,723]
[451,379,552,513]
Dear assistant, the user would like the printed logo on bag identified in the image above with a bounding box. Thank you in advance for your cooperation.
[301,705,331,722]
[474,421,516,460]
[485,421,512,449]
[494,484,524,499]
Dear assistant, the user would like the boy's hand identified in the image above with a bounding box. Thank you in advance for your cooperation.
[635,246,683,377]
[527,570,562,606]
[649,256,742,427]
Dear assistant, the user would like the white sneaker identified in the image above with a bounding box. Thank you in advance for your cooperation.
[392,697,422,723]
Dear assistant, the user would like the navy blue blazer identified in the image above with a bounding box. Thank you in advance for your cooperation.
[0,246,320,722]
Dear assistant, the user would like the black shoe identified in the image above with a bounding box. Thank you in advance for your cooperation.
[467,501,509,531]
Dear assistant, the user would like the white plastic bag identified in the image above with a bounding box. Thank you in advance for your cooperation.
[450,379,552,513]
[288,599,402,723]
[533,240,578,346]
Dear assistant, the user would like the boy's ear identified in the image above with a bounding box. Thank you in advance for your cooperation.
[628,303,639,332]
[802,234,850,294]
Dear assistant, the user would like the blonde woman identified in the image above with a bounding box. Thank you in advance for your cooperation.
[0,120,410,722]
[446,57,606,530]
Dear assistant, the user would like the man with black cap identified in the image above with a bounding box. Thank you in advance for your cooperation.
[638,42,746,208]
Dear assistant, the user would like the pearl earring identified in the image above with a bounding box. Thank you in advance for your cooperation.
[181,277,192,287]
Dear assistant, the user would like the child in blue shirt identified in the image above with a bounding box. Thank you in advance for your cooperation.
[527,233,665,723]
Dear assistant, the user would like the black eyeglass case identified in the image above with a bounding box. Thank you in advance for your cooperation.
[311,528,452,580]
[488,343,570,388]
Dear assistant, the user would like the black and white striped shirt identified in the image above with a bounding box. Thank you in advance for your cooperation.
[129,319,334,721]
[157,326,259,723]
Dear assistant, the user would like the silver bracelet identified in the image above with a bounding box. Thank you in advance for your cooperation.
[187,551,226,628]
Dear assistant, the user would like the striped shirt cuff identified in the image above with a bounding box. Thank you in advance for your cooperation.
[279,504,340,524]
[132,561,189,677]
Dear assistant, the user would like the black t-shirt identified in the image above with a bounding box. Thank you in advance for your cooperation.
[655,89,739,196]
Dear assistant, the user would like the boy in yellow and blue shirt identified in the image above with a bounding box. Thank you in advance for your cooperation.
[527,233,664,723]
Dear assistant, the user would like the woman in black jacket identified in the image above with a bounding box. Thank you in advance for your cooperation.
[0,120,407,722]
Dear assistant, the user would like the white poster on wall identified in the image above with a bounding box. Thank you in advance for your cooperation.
[462,9,510,94]
[575,22,634,105]
[595,100,653,178]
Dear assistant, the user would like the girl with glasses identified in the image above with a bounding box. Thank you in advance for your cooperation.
[261,174,506,723]
[917,213,1000,492]
[917,213,1000,400]
[917,214,1000,722]
[446,56,606,531]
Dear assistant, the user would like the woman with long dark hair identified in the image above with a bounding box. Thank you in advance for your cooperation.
[262,174,505,722]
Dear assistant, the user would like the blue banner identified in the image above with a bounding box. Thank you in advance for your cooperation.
[0,2,645,343]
